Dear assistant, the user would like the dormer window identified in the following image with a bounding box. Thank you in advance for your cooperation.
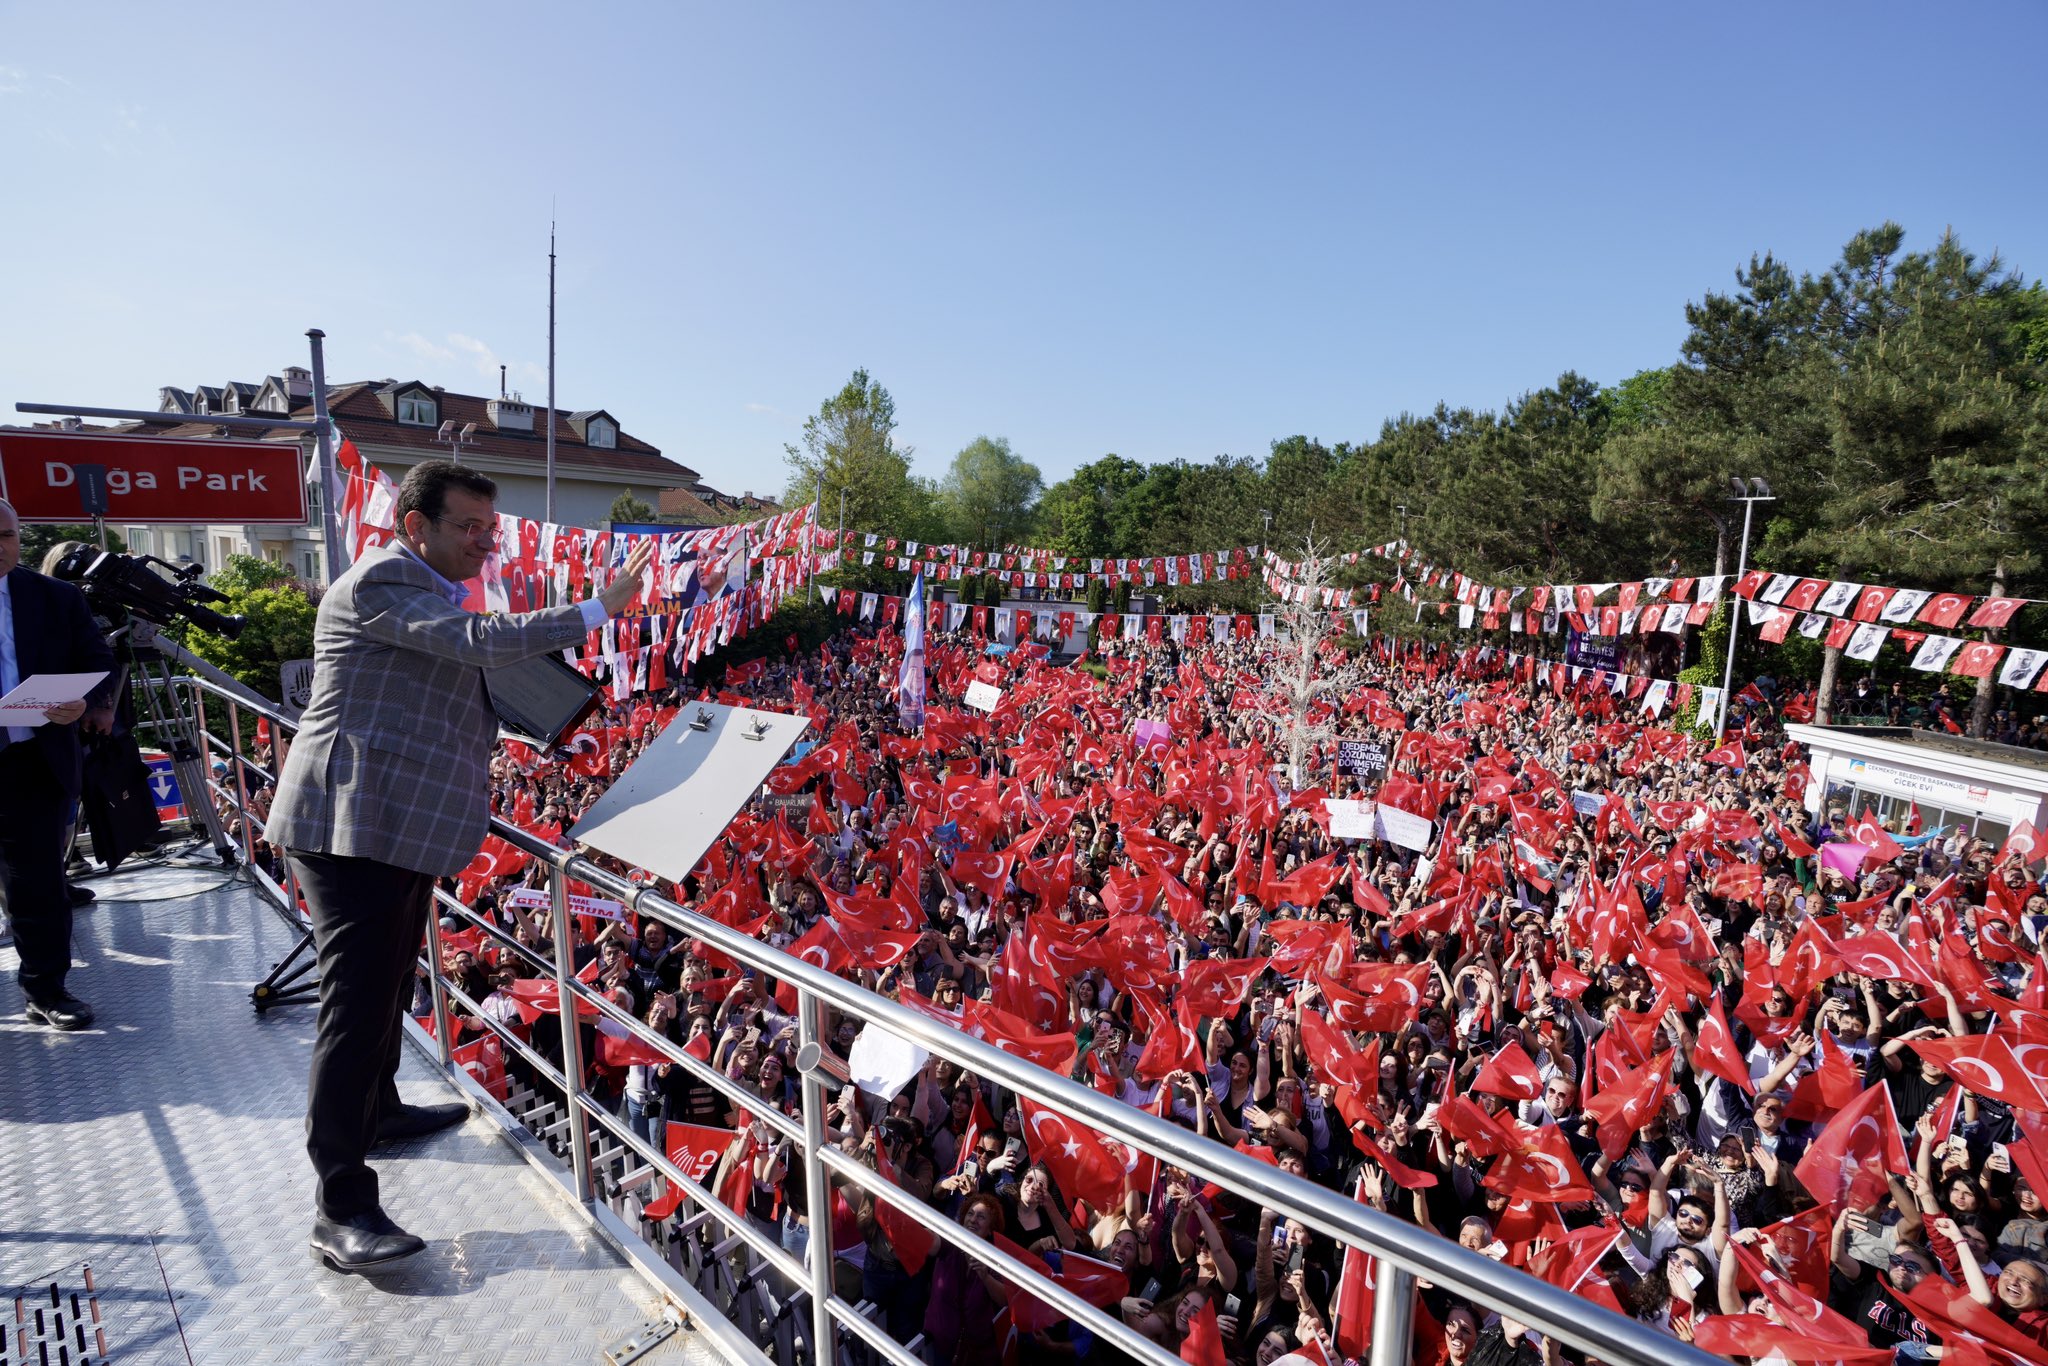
[397,392,437,426]
[587,417,616,449]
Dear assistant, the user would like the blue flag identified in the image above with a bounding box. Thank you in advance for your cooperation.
[898,570,927,730]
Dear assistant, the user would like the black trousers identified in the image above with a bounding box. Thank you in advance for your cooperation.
[0,741,74,1004]
[289,849,435,1219]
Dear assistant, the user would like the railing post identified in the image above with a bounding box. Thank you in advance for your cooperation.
[550,862,595,1203]
[423,893,455,1068]
[1368,1263,1415,1366]
[796,986,837,1366]
[223,700,259,870]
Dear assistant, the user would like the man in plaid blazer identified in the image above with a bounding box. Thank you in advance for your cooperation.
[269,459,652,1274]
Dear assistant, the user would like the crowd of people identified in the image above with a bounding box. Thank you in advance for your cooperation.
[255,610,2048,1366]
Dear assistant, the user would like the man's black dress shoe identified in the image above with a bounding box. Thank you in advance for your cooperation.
[309,1208,425,1273]
[374,1101,471,1145]
[25,995,95,1030]
[66,883,95,906]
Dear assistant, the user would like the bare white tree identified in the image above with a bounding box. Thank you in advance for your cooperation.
[1273,531,1341,787]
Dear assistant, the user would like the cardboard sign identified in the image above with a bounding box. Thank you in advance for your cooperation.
[1373,804,1435,852]
[1336,737,1392,782]
[964,679,1004,712]
[506,887,627,921]
[1322,799,1376,841]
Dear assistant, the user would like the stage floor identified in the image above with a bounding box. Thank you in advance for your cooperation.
[1,860,722,1365]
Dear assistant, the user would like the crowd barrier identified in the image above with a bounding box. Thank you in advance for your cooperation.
[179,675,1721,1366]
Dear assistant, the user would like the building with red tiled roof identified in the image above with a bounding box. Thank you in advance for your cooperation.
[110,367,700,583]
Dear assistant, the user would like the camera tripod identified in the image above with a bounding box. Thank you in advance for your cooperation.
[112,620,269,868]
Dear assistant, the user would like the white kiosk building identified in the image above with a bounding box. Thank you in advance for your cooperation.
[1785,724,2048,850]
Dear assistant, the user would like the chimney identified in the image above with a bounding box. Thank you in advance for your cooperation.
[284,366,313,399]
[500,364,507,399]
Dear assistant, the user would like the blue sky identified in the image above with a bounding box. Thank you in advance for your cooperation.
[3,2,2044,503]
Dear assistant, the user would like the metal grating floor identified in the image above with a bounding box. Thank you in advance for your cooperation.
[1,861,727,1365]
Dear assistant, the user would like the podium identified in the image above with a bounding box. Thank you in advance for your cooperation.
[569,703,810,884]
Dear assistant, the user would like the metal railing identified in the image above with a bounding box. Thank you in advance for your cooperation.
[180,675,1717,1366]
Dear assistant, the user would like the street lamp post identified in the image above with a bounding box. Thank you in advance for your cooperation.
[1715,476,1776,738]
[436,420,478,465]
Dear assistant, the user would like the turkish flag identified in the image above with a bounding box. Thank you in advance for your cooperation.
[1694,1315,1893,1364]
[1734,1243,1888,1351]
[1020,1098,1125,1209]
[1911,1033,2048,1111]
[1793,1080,1909,1211]
[1133,994,1204,1083]
[1701,739,1746,769]
[1268,851,1344,907]
[1179,1297,1228,1366]
[1851,585,1895,622]
[999,1238,1128,1336]
[1784,1037,1865,1124]
[1473,1041,1545,1101]
[1968,596,2024,629]
[1692,995,1755,1093]
[1329,1173,1377,1361]
[873,1142,937,1275]
[1582,1056,1672,1160]
[1179,956,1270,1019]
[964,1000,1080,1076]
[1831,932,1936,989]
[1485,1129,1596,1204]
[1999,819,2045,866]
[1847,810,1906,861]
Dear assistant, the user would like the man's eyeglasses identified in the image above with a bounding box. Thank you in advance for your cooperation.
[431,515,500,543]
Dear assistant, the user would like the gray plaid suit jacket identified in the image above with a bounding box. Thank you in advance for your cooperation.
[266,543,592,877]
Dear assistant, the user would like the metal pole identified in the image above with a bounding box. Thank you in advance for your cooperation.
[549,862,594,1201]
[1367,1264,1415,1366]
[1714,497,1755,739]
[796,986,837,1366]
[306,330,345,586]
[809,473,823,604]
[423,893,455,1069]
[545,223,558,524]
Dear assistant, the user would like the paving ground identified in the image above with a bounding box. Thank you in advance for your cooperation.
[0,859,723,1365]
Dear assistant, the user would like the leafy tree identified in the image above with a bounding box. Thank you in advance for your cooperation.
[182,554,319,702]
[21,524,124,574]
[608,488,658,526]
[937,436,1042,550]
[782,369,938,541]
[1035,454,1148,558]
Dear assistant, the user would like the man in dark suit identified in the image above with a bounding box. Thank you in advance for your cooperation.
[267,460,652,1274]
[0,499,118,1030]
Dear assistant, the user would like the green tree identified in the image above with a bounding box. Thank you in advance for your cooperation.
[608,488,658,525]
[1774,227,2048,733]
[937,436,1042,550]
[21,524,124,573]
[182,554,319,701]
[1034,454,1148,558]
[782,369,938,540]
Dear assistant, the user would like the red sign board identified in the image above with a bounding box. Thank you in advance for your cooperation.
[0,429,307,525]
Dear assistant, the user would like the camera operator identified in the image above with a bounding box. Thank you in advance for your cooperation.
[0,500,117,1031]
